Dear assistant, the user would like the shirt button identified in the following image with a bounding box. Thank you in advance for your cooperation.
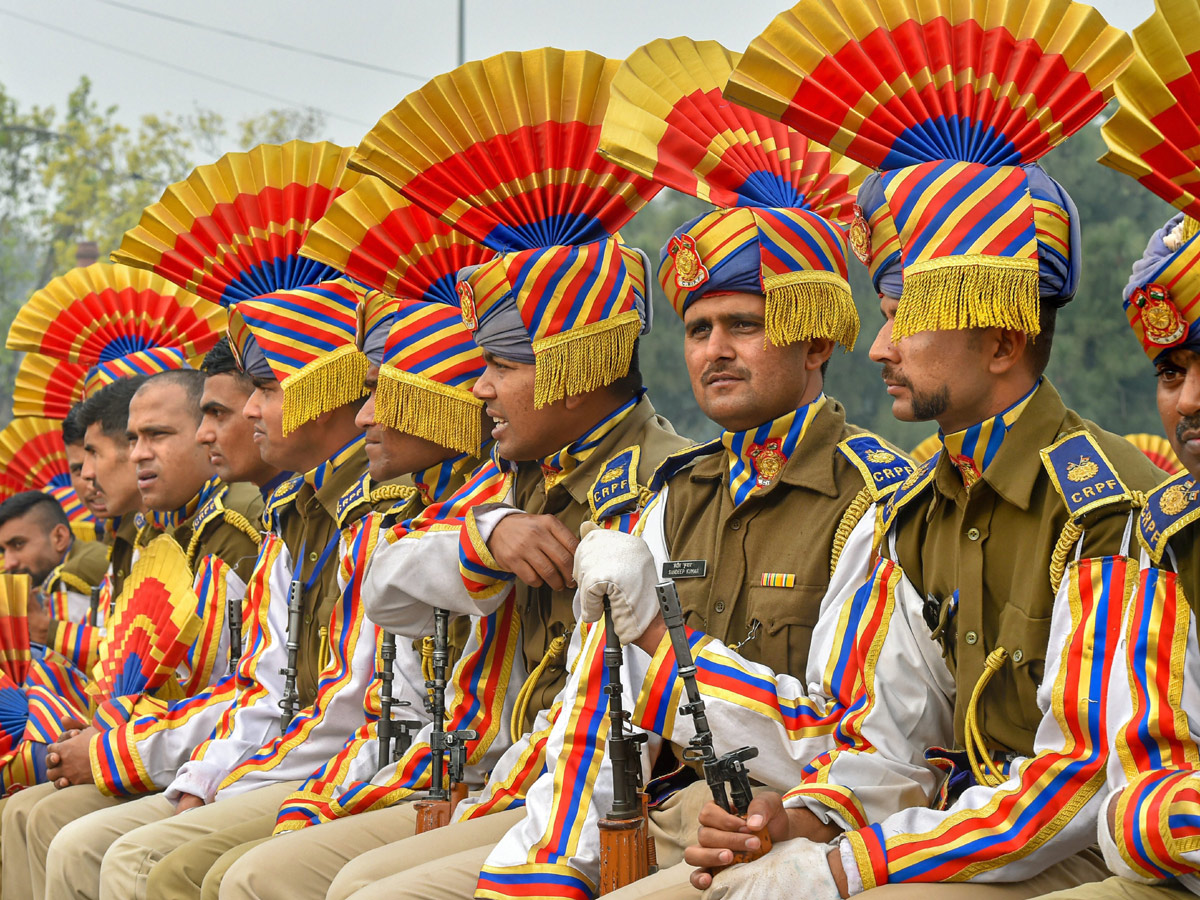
[966,528,981,541]
[1012,649,1024,663]
[729,519,741,531]
[714,601,726,614]
[309,551,319,562]
[965,631,978,645]
[303,613,313,625]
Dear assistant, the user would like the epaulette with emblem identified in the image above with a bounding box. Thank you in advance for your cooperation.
[879,452,939,536]
[645,439,723,496]
[1040,430,1135,522]
[838,434,915,502]
[589,446,645,522]
[1138,471,1200,565]
[190,483,230,537]
[265,475,303,530]
[336,473,371,528]
[337,475,419,528]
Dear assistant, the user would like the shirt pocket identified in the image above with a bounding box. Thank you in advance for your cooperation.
[743,584,825,677]
[990,603,1052,751]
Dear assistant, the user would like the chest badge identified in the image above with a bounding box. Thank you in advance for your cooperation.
[748,438,786,488]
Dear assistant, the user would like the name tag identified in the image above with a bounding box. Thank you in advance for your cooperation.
[663,560,707,579]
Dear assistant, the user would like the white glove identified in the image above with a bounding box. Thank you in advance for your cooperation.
[573,524,658,645]
[705,838,842,900]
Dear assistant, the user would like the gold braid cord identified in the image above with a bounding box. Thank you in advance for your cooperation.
[830,486,874,579]
[186,509,263,571]
[511,634,568,743]
[1048,520,1084,595]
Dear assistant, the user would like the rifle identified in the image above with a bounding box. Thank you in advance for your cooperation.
[227,591,244,669]
[656,580,771,866]
[376,630,414,771]
[413,608,477,832]
[88,584,102,628]
[598,593,657,894]
[278,577,303,734]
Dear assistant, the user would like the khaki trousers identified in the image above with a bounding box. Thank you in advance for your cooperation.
[149,812,277,900]
[30,785,126,900]
[44,792,173,900]
[1035,876,1197,900]
[95,781,297,900]
[1,781,55,900]
[342,778,713,900]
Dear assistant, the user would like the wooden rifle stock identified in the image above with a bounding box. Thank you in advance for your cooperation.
[655,580,771,868]
[598,593,657,893]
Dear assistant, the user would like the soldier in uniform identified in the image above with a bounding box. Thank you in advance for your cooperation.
[63,403,109,527]
[1,367,264,900]
[211,47,690,900]
[1032,5,1200,898]
[334,37,912,900]
[196,337,288,498]
[684,2,1166,898]
[0,490,107,643]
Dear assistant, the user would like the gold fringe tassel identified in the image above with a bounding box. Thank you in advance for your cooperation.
[531,309,642,409]
[281,344,369,436]
[375,366,485,456]
[763,270,859,351]
[892,256,1041,342]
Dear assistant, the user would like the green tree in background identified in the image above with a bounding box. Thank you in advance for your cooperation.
[0,77,327,427]
[622,112,1176,450]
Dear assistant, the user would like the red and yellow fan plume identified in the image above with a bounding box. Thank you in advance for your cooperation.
[725,0,1131,171]
[1099,0,1200,218]
[8,263,225,395]
[300,178,494,302]
[11,354,87,421]
[113,141,363,306]
[0,575,32,686]
[88,535,200,727]
[351,48,662,251]
[1125,432,1184,475]
[0,418,96,539]
[599,36,864,218]
[910,434,943,465]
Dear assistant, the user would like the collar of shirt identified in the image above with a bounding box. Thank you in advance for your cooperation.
[149,475,221,533]
[413,443,492,507]
[931,378,1070,514]
[720,394,828,507]
[299,434,369,522]
[498,390,646,495]
[939,379,1041,490]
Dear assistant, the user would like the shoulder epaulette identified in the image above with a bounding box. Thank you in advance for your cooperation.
[837,434,915,502]
[1039,430,1135,522]
[589,446,644,522]
[191,483,230,537]
[371,481,421,519]
[46,564,92,597]
[336,474,419,528]
[265,475,303,530]
[645,439,723,496]
[186,484,263,566]
[879,452,939,536]
[1138,471,1200,565]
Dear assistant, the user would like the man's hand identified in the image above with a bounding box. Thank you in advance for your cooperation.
[46,726,98,788]
[486,514,579,591]
[686,794,843,890]
[174,793,205,815]
[27,595,50,646]
[574,526,660,647]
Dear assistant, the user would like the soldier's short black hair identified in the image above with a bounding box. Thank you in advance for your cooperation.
[0,491,69,532]
[79,375,148,440]
[200,336,250,384]
[62,402,87,446]
[606,341,644,399]
[139,368,207,420]
[1028,304,1058,377]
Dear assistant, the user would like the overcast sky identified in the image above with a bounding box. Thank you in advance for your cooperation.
[0,0,1156,148]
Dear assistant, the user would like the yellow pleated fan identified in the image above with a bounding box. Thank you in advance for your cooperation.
[11,354,87,420]
[1125,432,1184,475]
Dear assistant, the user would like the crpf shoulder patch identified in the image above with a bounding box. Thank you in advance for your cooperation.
[879,453,938,535]
[1040,431,1134,521]
[646,438,723,495]
[589,447,642,521]
[1138,471,1200,565]
[265,475,303,528]
[838,434,915,501]
[191,484,228,534]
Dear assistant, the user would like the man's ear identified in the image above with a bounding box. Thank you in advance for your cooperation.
[988,327,1027,375]
[50,522,72,554]
[805,337,836,372]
